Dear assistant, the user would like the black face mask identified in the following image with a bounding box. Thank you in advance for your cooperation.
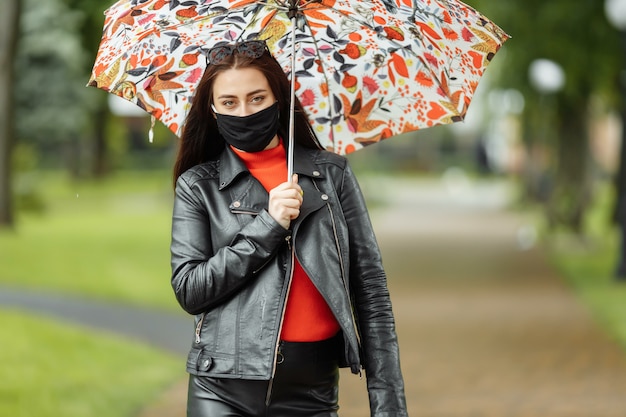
[213,102,280,153]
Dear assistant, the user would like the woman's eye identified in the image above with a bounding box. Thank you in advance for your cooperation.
[251,96,264,103]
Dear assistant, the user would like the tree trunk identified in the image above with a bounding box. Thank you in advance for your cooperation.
[0,0,21,228]
[611,32,626,280]
[546,97,591,233]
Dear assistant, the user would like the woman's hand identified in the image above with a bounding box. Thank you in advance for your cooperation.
[268,174,303,229]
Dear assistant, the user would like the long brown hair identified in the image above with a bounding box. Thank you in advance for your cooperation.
[172,48,323,185]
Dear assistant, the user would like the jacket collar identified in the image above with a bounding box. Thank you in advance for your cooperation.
[218,144,324,190]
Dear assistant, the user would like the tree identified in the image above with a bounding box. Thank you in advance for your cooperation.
[466,0,621,232]
[0,0,21,228]
[64,0,120,177]
[14,0,91,176]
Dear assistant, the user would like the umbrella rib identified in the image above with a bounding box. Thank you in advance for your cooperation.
[306,24,338,146]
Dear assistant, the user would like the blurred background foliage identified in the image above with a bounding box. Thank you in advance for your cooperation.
[467,0,622,232]
[2,0,177,216]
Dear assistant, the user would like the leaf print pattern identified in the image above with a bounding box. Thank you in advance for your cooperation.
[89,0,508,155]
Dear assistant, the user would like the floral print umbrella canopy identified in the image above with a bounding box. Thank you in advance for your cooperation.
[89,0,508,155]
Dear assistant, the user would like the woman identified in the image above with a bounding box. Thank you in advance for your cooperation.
[170,40,408,417]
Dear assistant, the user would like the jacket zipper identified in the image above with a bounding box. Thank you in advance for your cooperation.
[316,183,365,377]
[327,201,364,377]
[265,234,295,405]
[313,182,363,360]
[195,313,206,344]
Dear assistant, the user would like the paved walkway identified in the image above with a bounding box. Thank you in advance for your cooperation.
[3,176,626,416]
[0,288,190,355]
[353,177,626,416]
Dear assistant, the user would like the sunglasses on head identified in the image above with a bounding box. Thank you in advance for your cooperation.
[206,40,268,65]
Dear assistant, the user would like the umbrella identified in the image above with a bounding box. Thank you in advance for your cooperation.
[88,0,508,166]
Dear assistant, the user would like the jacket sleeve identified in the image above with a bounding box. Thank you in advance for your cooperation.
[170,174,289,315]
[338,163,408,417]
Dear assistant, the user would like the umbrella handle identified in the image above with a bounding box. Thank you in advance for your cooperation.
[287,14,296,182]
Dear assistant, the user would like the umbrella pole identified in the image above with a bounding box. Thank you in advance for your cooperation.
[287,12,296,182]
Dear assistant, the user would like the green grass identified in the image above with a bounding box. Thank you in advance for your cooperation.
[0,170,185,417]
[0,309,184,417]
[548,184,626,351]
[1,170,179,311]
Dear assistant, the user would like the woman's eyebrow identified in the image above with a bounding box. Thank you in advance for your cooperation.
[246,89,268,97]
[215,89,268,100]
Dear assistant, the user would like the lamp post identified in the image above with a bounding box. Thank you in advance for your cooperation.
[605,0,626,281]
[527,59,565,204]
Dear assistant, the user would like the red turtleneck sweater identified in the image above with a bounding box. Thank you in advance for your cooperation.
[232,141,340,342]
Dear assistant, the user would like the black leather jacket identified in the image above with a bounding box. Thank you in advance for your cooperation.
[171,145,407,416]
